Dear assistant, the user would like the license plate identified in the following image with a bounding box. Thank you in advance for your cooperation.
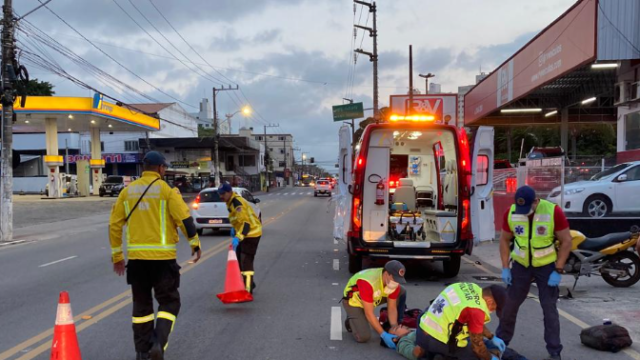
[105,190,111,193]
[209,219,223,224]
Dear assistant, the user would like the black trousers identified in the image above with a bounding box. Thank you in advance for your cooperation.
[236,236,261,272]
[126,260,181,353]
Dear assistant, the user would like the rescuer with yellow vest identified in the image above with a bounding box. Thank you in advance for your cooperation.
[217,183,262,293]
[342,260,407,349]
[497,186,572,360]
[413,283,504,360]
[110,151,202,360]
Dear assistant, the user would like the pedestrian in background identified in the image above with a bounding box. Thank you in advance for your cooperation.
[110,151,202,360]
[497,185,572,360]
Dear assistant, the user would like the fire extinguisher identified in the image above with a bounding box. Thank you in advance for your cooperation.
[375,179,385,205]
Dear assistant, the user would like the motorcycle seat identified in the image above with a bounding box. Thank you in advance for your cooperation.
[578,232,632,252]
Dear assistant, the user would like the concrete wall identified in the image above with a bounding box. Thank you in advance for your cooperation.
[14,177,48,194]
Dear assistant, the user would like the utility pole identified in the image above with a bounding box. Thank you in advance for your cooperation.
[1,0,16,242]
[283,136,288,187]
[212,85,239,187]
[419,73,435,94]
[263,123,278,192]
[409,45,413,116]
[354,0,378,121]
[65,139,70,174]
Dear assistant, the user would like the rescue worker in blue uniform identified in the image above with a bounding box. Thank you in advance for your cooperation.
[496,186,573,360]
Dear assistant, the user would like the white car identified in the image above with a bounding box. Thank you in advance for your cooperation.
[190,187,261,235]
[548,161,640,218]
[314,179,332,197]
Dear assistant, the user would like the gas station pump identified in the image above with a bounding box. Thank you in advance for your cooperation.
[44,155,63,198]
[90,159,105,196]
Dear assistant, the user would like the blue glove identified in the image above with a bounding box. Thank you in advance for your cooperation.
[490,336,506,353]
[380,331,398,350]
[548,270,562,287]
[491,356,499,360]
[232,237,240,251]
[501,268,512,286]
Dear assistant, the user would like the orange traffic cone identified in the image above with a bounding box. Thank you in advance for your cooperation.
[50,291,81,360]
[217,246,253,304]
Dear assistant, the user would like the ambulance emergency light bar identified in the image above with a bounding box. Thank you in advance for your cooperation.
[389,114,435,122]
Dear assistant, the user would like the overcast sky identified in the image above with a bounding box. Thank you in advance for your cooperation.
[15,0,577,171]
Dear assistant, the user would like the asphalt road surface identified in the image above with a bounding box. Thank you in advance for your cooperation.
[1,187,640,359]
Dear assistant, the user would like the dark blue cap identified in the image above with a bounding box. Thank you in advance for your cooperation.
[514,185,537,214]
[218,183,233,194]
[143,151,170,167]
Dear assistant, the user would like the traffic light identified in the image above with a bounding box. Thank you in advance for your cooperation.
[310,157,315,164]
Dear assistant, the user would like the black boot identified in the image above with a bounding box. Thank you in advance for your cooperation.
[136,352,150,360]
[149,341,164,360]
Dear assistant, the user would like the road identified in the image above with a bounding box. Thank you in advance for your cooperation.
[1,188,640,359]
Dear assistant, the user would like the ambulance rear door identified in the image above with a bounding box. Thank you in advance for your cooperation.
[470,126,495,243]
[334,125,353,241]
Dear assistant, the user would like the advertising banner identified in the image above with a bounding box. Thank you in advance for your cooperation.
[66,153,140,164]
[464,0,597,124]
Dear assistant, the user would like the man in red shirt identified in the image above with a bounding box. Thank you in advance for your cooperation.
[496,186,573,360]
[342,261,407,349]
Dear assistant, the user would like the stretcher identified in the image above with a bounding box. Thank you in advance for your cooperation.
[388,212,426,241]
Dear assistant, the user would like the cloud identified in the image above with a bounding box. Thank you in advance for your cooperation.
[208,28,282,52]
[454,31,537,71]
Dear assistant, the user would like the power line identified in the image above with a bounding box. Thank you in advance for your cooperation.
[35,1,196,108]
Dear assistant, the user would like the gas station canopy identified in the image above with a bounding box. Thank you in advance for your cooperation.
[11,95,160,133]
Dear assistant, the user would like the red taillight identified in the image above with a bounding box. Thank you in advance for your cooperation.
[389,180,396,187]
[461,199,470,229]
[353,197,362,230]
[192,195,201,209]
[458,128,473,241]
[357,157,364,167]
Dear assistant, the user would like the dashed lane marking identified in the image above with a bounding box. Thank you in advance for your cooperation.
[330,306,343,341]
[38,256,78,268]
[333,259,340,271]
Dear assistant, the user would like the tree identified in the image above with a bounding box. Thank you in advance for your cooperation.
[24,79,55,96]
[352,107,390,146]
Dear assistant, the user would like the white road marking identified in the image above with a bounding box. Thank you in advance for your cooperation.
[332,283,339,286]
[39,256,78,268]
[307,192,313,195]
[333,259,340,271]
[330,306,343,341]
[284,193,289,195]
[333,239,339,245]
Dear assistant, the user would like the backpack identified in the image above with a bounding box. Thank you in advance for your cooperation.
[580,324,633,353]
[379,308,423,329]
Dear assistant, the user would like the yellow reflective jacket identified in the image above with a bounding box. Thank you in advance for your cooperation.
[227,192,262,240]
[109,171,200,263]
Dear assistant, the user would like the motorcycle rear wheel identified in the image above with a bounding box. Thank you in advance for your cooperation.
[602,251,640,287]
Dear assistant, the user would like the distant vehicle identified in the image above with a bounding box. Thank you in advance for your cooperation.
[99,176,133,197]
[302,176,315,187]
[548,161,640,218]
[190,187,261,235]
[527,146,565,159]
[339,115,495,278]
[494,159,513,169]
[314,179,332,197]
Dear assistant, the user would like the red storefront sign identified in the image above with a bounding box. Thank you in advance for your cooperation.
[464,0,597,124]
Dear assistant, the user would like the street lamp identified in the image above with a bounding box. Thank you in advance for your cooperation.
[224,106,252,134]
[419,73,435,94]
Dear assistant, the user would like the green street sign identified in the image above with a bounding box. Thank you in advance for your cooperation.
[332,102,364,121]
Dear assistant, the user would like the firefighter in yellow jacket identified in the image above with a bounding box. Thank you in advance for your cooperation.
[218,183,262,293]
[109,151,201,360]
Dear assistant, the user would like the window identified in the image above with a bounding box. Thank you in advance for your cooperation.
[101,142,104,152]
[625,112,640,150]
[278,136,285,141]
[269,148,273,152]
[278,161,286,168]
[623,166,640,181]
[226,155,235,171]
[256,136,263,141]
[476,155,489,185]
[280,148,284,154]
[125,141,139,152]
[200,190,222,203]
[239,155,255,167]
[241,190,255,203]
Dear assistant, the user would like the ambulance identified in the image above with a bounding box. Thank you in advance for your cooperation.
[337,99,495,278]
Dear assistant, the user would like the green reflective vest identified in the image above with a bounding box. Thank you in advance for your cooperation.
[508,199,557,268]
[343,268,386,308]
[419,283,491,347]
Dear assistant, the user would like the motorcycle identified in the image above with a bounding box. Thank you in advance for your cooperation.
[562,226,640,288]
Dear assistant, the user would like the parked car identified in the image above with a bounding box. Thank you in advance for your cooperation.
[314,179,332,197]
[494,159,513,169]
[548,161,640,217]
[190,187,261,235]
[99,176,133,197]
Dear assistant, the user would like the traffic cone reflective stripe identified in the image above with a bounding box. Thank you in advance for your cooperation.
[216,246,253,304]
[50,291,82,360]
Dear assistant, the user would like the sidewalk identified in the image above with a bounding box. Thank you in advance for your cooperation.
[13,195,116,229]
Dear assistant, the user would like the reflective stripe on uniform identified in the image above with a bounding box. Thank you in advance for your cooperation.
[160,200,167,245]
[127,244,177,251]
[424,316,443,333]
[157,311,177,351]
[123,201,131,241]
[132,314,155,324]
[533,246,555,258]
[111,246,122,254]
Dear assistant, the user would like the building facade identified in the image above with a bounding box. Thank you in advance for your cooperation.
[254,132,294,186]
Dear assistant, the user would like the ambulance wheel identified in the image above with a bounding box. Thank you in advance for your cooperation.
[349,253,363,274]
[442,255,461,278]
[197,229,203,236]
